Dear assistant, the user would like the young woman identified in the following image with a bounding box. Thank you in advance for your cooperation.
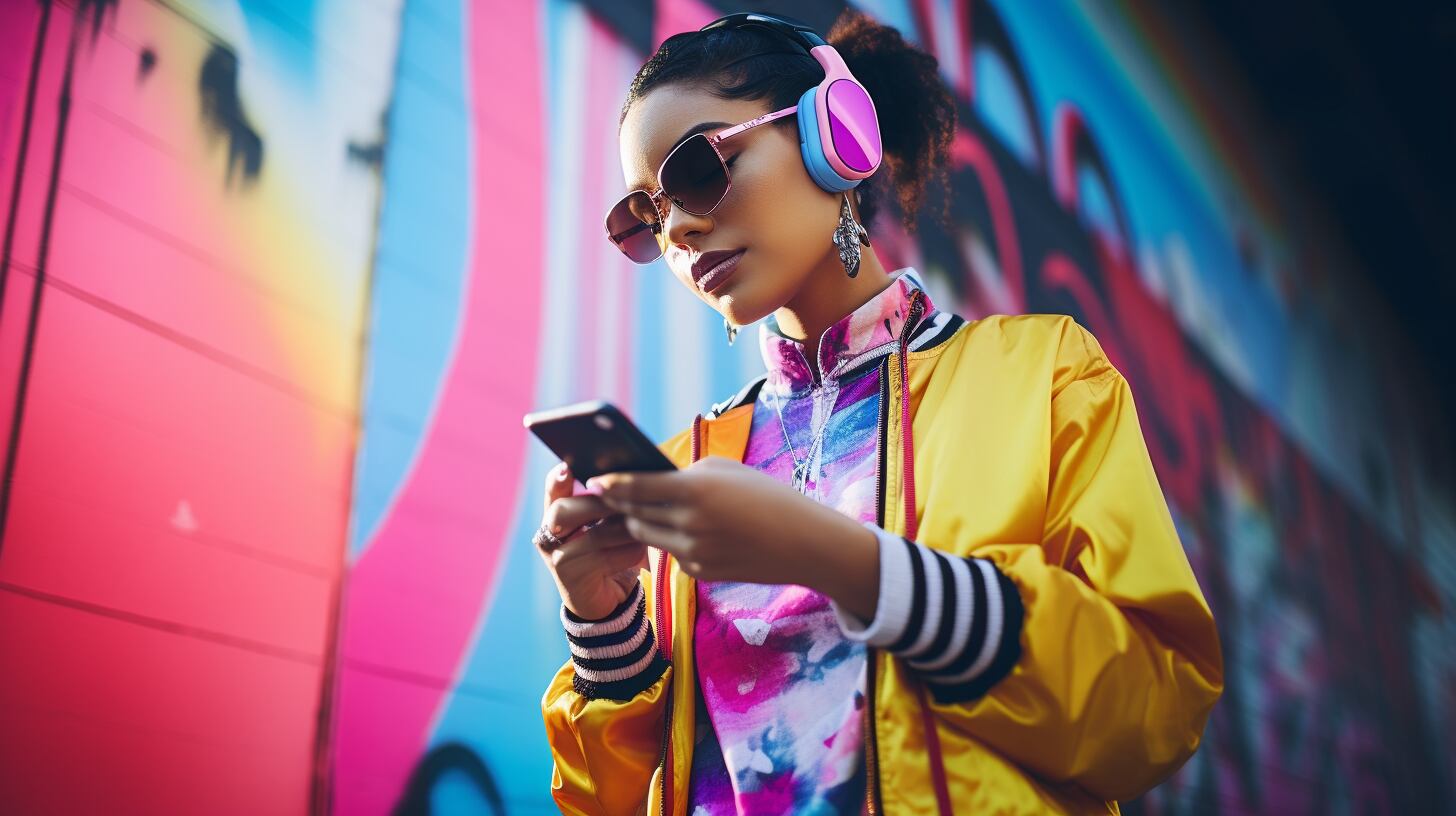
[535,11,1222,815]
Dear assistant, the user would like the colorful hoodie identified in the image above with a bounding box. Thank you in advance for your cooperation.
[686,269,964,814]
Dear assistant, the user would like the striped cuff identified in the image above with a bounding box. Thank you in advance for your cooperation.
[561,582,669,701]
[833,521,1024,703]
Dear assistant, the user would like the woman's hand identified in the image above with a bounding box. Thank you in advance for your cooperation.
[587,456,881,618]
[537,462,650,621]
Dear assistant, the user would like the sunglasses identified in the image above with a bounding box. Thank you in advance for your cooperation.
[605,105,797,264]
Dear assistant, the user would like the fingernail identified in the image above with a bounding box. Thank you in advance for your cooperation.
[585,477,599,491]
[556,464,570,481]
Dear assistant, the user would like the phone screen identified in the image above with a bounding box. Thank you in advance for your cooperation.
[523,401,677,483]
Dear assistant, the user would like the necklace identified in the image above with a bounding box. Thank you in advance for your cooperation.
[767,282,931,498]
[771,381,836,498]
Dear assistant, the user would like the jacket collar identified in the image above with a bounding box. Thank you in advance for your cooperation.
[759,268,934,394]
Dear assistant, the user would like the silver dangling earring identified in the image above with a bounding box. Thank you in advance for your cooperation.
[832,191,872,278]
[724,316,739,345]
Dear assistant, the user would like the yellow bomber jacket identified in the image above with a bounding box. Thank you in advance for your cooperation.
[542,311,1224,815]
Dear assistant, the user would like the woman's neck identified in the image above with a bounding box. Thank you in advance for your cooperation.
[772,246,894,377]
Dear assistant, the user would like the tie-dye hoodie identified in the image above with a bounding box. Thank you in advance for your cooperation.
[686,269,949,814]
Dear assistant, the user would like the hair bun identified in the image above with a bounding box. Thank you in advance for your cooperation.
[827,9,956,233]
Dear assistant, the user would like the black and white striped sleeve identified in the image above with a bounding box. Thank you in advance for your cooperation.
[561,582,670,702]
[833,521,1025,703]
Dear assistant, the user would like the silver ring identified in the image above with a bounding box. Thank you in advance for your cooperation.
[534,523,566,551]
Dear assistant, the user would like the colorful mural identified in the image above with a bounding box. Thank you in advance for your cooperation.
[0,0,397,812]
[0,0,1451,814]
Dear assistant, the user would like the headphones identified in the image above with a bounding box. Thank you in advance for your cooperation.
[698,12,883,194]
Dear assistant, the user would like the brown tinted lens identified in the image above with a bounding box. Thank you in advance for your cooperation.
[605,190,665,263]
[660,134,728,214]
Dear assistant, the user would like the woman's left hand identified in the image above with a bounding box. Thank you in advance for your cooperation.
[587,456,877,601]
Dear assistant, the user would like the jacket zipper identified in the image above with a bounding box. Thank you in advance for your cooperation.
[863,645,883,815]
[690,412,702,463]
[899,291,926,541]
[874,354,889,531]
[655,413,703,816]
[897,292,958,815]
[863,357,890,816]
[864,291,929,815]
[653,543,674,816]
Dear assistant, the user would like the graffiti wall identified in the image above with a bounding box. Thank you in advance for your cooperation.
[1,0,1451,814]
[0,0,398,812]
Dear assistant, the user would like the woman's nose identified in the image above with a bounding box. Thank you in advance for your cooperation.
[664,200,713,247]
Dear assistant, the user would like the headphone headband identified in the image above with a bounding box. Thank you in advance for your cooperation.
[699,12,827,51]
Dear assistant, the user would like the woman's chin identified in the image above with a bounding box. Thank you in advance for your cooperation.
[713,289,772,330]
[715,297,749,326]
[707,278,749,321]
[708,269,787,329]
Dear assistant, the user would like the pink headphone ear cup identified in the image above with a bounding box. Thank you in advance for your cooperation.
[821,78,883,176]
[797,85,860,193]
[798,43,882,181]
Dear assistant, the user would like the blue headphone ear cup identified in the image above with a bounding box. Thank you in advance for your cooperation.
[796,86,859,194]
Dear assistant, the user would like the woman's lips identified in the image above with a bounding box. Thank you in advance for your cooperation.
[696,249,746,293]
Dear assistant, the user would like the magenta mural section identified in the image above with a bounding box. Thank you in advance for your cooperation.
[327,1,546,813]
[0,0,395,813]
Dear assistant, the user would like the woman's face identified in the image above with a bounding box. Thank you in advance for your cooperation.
[618,83,842,328]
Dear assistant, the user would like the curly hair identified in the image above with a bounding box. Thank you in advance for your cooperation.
[620,9,956,234]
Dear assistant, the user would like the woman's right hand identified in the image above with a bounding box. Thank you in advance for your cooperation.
[538,462,650,621]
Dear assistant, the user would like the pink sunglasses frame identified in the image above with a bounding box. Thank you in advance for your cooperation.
[606,105,797,260]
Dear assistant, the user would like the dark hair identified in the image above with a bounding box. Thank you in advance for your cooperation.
[620,10,956,234]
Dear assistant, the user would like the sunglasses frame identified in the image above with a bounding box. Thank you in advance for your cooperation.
[606,105,797,263]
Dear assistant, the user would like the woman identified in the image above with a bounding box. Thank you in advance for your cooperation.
[536,10,1222,815]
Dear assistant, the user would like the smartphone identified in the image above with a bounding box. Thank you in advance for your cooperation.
[522,400,677,483]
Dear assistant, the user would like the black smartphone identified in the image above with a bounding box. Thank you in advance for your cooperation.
[522,400,677,483]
